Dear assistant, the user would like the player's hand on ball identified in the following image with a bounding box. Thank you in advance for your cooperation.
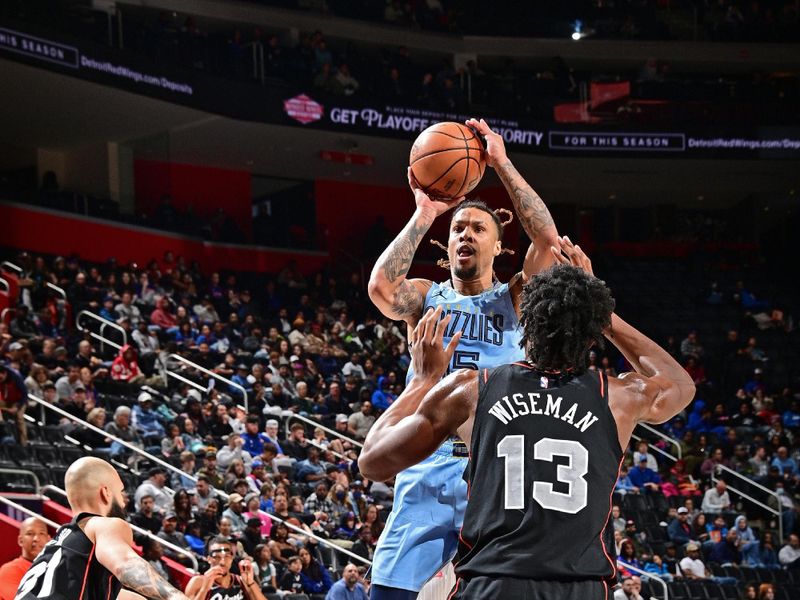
[408,167,463,218]
[411,305,462,382]
[550,235,594,277]
[465,118,507,168]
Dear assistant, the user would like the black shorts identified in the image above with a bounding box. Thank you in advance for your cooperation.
[449,576,611,600]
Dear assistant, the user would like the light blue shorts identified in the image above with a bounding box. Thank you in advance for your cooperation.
[370,440,468,591]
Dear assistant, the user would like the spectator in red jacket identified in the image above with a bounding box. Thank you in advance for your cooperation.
[110,344,144,383]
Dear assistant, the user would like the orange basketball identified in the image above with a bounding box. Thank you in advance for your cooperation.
[409,122,486,199]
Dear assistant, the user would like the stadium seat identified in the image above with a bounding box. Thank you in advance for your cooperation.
[703,582,724,600]
[668,581,690,600]
[719,584,739,600]
[686,580,710,600]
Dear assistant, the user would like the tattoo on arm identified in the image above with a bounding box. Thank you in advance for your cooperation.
[391,280,424,317]
[380,219,429,282]
[497,160,554,243]
[118,558,183,600]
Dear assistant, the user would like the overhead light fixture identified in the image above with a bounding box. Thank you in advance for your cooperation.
[572,20,582,41]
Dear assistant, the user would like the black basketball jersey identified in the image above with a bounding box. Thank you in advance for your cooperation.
[206,574,245,600]
[455,363,624,581]
[15,513,121,600]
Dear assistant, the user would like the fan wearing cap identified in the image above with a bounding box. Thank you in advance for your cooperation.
[667,507,694,546]
[132,391,167,448]
[628,456,661,494]
[678,542,737,585]
[134,467,172,515]
[222,493,248,534]
[185,536,267,600]
[156,511,193,566]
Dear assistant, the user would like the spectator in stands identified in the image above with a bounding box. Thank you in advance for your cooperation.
[348,400,375,441]
[135,467,172,514]
[678,543,737,585]
[0,362,28,444]
[779,533,800,568]
[130,494,162,535]
[0,517,50,600]
[667,506,694,546]
[642,554,673,583]
[104,405,142,459]
[222,492,247,534]
[733,515,757,544]
[132,391,166,448]
[633,441,658,471]
[217,431,253,473]
[325,562,369,600]
[771,446,798,478]
[757,584,776,600]
[680,331,704,360]
[628,456,661,493]
[55,362,81,400]
[172,450,197,491]
[242,415,270,457]
[700,447,729,479]
[295,445,327,486]
[110,344,146,384]
[703,515,726,545]
[10,305,41,342]
[701,480,732,515]
[742,531,780,569]
[298,545,333,594]
[749,446,771,482]
[115,291,141,326]
[709,528,742,566]
[615,465,640,495]
[351,524,375,562]
[198,450,225,490]
[279,555,304,594]
[283,422,309,461]
[157,511,192,566]
[613,576,642,600]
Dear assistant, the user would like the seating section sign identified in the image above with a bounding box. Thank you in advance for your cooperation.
[2,22,799,160]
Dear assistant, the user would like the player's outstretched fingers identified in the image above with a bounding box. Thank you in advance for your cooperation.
[551,244,568,265]
[433,310,452,347]
[573,244,594,276]
[419,305,440,346]
[445,329,463,362]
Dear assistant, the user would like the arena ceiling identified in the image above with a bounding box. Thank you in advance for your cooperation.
[1,58,797,209]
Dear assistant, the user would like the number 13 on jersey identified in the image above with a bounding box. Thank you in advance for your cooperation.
[497,436,589,514]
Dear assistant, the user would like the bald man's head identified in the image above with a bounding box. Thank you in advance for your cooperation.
[19,518,50,561]
[65,457,127,519]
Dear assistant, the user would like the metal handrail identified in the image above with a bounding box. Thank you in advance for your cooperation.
[46,282,67,301]
[308,439,347,461]
[40,485,198,572]
[637,423,682,460]
[630,433,678,464]
[0,467,41,492]
[618,559,668,600]
[27,394,370,565]
[712,464,783,543]
[28,393,190,485]
[76,309,127,352]
[169,353,248,413]
[0,495,60,529]
[0,261,22,275]
[286,413,363,449]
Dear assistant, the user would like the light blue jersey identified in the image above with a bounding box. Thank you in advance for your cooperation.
[372,280,524,594]
[406,280,524,382]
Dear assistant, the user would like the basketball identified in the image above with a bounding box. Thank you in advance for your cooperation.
[409,122,486,200]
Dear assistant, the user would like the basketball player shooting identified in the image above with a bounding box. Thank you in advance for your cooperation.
[360,242,696,600]
[14,457,213,600]
[366,118,561,599]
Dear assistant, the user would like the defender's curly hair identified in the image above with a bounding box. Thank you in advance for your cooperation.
[430,199,515,270]
[519,264,615,373]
